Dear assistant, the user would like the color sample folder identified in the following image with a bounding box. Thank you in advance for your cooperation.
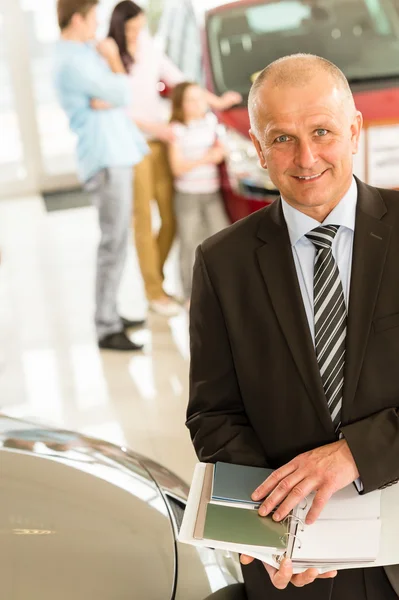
[211,462,274,507]
[193,463,286,551]
[179,462,399,573]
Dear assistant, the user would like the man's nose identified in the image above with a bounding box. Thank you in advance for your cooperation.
[294,140,318,170]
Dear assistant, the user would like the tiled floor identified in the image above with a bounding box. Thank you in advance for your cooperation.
[0,195,197,484]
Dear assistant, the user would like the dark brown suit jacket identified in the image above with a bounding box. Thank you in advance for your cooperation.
[187,178,399,599]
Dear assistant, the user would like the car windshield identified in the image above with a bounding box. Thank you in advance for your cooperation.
[207,0,399,99]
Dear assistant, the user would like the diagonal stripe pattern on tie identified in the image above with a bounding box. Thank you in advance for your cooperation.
[306,225,347,431]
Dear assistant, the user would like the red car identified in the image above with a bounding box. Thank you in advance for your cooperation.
[156,0,399,222]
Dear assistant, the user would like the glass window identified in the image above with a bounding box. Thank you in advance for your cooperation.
[19,0,141,178]
[0,12,26,185]
[180,9,203,83]
[20,0,77,176]
[1,0,150,196]
[246,2,313,32]
[146,0,166,35]
[207,0,399,99]
[163,0,188,69]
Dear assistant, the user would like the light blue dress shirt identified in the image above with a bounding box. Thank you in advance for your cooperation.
[281,177,358,343]
[281,177,362,490]
[54,40,148,182]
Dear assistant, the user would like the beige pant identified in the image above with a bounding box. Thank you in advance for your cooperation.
[133,141,175,301]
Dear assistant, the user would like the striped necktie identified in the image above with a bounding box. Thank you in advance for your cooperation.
[305,225,347,431]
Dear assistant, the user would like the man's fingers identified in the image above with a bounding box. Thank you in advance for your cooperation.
[305,487,334,524]
[262,562,277,579]
[291,568,320,587]
[240,554,255,565]
[317,570,338,579]
[292,568,337,587]
[257,557,337,590]
[270,558,293,590]
[257,476,336,523]
[266,478,318,521]
[252,463,297,503]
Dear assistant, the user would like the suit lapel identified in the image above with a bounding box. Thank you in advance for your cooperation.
[256,200,335,433]
[343,179,391,420]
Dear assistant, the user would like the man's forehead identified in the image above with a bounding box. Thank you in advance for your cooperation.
[257,71,345,109]
[259,78,344,104]
[255,87,346,124]
[261,104,341,129]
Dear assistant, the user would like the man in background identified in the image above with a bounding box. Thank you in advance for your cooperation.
[54,0,148,351]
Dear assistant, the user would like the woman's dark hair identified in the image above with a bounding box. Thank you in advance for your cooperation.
[108,1,144,73]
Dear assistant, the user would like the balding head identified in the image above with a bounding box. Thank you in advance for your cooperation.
[249,54,355,139]
[247,53,363,222]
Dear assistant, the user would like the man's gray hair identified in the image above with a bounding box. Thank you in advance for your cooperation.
[248,53,354,138]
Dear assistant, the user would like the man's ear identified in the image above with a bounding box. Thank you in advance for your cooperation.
[71,12,84,28]
[70,13,79,27]
[351,111,363,155]
[249,130,267,169]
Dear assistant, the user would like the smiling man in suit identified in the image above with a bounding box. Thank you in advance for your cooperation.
[186,53,399,599]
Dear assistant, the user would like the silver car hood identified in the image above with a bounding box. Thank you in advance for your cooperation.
[0,416,176,600]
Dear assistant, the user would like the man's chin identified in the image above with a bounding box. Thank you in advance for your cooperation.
[283,187,333,211]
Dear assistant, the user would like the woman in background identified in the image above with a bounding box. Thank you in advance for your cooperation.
[168,82,230,308]
[99,1,241,316]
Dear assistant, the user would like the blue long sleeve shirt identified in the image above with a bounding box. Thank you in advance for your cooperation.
[54,40,148,182]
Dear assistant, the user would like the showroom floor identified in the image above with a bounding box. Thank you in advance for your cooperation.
[0,195,197,484]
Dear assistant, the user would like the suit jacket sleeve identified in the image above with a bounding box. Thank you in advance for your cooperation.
[341,409,399,494]
[186,245,268,467]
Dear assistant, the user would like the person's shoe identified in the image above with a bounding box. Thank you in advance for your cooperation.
[165,292,184,304]
[120,316,146,329]
[98,331,144,351]
[149,296,181,317]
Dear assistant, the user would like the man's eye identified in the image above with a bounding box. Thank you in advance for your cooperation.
[316,129,328,136]
[275,135,290,143]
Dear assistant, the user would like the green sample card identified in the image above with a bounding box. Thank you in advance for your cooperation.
[204,503,287,549]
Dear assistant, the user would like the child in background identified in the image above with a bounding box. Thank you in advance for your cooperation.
[168,82,230,306]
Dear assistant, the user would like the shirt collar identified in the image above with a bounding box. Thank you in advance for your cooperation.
[281,177,358,247]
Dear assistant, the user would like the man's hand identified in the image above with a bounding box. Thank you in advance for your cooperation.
[96,38,126,73]
[240,555,337,589]
[252,440,359,525]
[97,38,120,61]
[90,98,113,110]
[153,123,176,143]
[207,147,225,164]
[206,140,225,164]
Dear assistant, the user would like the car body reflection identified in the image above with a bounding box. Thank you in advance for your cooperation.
[0,415,243,600]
